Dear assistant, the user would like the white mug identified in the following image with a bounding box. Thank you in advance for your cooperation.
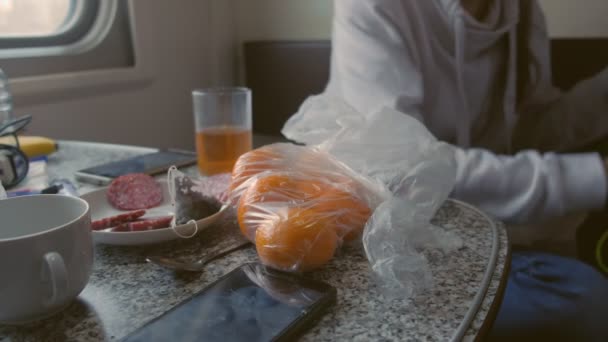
[0,195,94,324]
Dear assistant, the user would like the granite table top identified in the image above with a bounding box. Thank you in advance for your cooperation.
[0,140,510,342]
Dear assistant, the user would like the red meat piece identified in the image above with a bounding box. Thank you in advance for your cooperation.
[91,209,146,230]
[112,216,173,232]
[107,173,163,210]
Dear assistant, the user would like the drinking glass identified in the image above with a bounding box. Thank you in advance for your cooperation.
[192,87,252,175]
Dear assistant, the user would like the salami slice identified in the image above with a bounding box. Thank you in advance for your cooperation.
[112,216,173,232]
[91,210,146,230]
[107,173,163,210]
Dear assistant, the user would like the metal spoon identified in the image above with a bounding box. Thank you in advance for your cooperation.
[146,239,251,272]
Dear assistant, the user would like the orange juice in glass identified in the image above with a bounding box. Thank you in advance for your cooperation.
[192,88,252,175]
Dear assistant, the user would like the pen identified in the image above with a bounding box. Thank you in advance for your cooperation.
[7,184,62,197]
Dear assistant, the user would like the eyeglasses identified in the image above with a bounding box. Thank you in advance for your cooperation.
[0,115,32,189]
[0,115,31,148]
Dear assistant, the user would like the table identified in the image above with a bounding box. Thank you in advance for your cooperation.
[0,140,510,342]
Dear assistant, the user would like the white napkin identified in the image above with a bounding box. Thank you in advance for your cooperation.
[0,181,6,200]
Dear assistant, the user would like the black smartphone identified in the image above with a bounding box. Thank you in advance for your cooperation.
[74,149,197,185]
[121,263,336,342]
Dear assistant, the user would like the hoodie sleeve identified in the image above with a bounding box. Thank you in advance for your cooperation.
[327,0,607,224]
[453,148,606,223]
[326,0,425,121]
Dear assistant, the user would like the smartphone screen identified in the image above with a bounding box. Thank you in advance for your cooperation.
[76,150,196,180]
[121,263,336,342]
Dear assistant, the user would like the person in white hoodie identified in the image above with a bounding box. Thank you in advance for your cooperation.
[325,0,608,340]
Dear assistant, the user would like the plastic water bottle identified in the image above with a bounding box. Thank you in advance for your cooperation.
[0,68,13,125]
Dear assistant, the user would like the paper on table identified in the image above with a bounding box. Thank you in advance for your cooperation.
[6,158,49,195]
[0,181,6,199]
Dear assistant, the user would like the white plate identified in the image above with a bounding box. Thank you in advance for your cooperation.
[81,180,227,246]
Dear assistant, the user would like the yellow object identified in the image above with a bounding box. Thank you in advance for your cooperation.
[0,136,57,158]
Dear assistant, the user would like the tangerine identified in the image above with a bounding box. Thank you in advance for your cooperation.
[230,147,281,193]
[237,173,326,240]
[314,187,372,241]
[255,207,338,272]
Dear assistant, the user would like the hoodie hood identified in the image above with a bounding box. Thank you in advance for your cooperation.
[428,0,519,147]
[326,0,554,152]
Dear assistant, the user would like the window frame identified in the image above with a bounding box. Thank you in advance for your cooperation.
[0,0,117,59]
[9,0,152,104]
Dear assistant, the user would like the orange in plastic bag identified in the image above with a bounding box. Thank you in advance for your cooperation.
[231,144,376,272]
[237,173,325,240]
[313,187,371,241]
[231,144,356,194]
[237,173,371,242]
[255,207,339,272]
[230,147,282,192]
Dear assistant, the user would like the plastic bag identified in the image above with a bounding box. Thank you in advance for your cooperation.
[242,263,321,307]
[230,143,386,272]
[168,167,226,237]
[281,95,462,298]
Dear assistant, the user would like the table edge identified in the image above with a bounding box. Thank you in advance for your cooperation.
[57,140,159,154]
[446,199,507,342]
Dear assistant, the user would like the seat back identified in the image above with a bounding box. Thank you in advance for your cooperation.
[244,41,331,136]
[243,39,607,135]
[550,38,608,90]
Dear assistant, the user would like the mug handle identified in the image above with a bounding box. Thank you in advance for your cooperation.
[43,252,69,308]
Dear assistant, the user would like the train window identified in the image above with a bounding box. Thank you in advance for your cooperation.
[0,0,75,38]
[0,0,134,78]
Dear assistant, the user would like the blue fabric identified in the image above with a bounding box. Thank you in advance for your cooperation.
[488,251,608,341]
